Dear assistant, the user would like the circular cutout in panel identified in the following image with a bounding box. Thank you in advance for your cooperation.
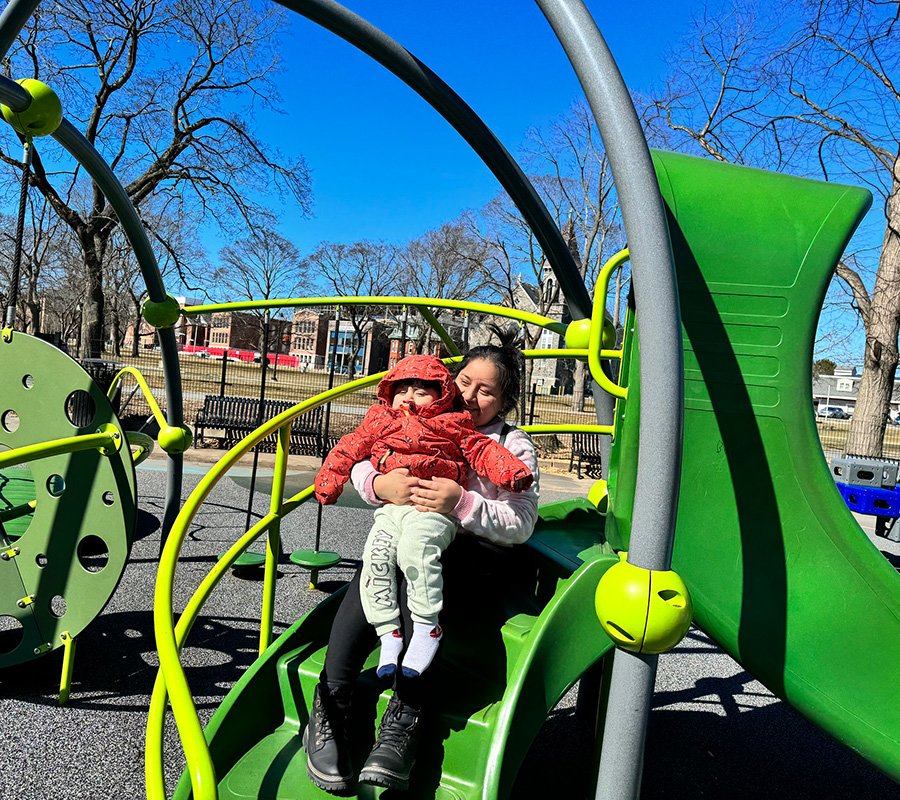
[49,595,67,618]
[1,410,19,433]
[77,535,109,573]
[65,390,96,428]
[35,553,48,569]
[46,474,66,497]
[0,615,24,654]
[22,374,34,390]
[101,491,115,507]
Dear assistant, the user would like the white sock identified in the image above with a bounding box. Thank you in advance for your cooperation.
[400,622,443,678]
[377,628,404,678]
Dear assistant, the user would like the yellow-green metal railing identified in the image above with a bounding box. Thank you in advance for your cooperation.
[147,377,380,800]
[108,366,169,432]
[147,285,629,800]
[0,428,120,470]
[591,249,630,400]
[180,296,569,342]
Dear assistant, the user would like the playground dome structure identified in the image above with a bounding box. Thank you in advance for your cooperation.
[0,0,897,799]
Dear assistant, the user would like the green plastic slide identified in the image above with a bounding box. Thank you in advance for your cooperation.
[608,151,900,781]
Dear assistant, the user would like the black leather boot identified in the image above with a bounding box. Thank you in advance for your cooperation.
[303,682,354,794]
[358,694,421,791]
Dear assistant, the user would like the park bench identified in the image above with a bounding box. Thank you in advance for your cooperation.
[194,395,326,456]
[568,432,604,479]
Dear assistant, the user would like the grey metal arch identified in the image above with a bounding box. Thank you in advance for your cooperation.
[276,0,594,322]
[0,3,185,552]
[536,1,685,799]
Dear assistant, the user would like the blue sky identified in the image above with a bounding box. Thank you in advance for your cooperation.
[255,1,695,253]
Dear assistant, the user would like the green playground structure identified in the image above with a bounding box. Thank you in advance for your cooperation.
[0,0,897,798]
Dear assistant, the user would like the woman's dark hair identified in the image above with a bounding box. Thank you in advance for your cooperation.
[457,322,524,416]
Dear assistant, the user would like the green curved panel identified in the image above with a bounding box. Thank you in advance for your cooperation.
[0,332,136,667]
[607,151,900,779]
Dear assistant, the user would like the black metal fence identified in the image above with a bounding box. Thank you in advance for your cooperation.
[87,349,603,463]
[816,417,900,460]
[82,349,900,466]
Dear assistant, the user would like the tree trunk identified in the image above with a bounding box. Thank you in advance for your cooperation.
[131,300,142,358]
[572,359,587,412]
[25,267,40,334]
[613,264,625,328]
[111,312,122,357]
[81,245,105,358]
[844,173,900,457]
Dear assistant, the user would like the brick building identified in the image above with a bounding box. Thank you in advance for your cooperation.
[326,318,389,376]
[386,311,471,370]
[208,311,291,353]
[289,309,333,370]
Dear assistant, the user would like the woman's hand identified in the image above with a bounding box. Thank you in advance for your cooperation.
[372,468,419,505]
[412,477,464,515]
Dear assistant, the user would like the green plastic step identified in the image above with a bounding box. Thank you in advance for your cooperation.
[176,505,616,800]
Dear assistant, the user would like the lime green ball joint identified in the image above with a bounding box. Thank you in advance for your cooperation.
[1,79,62,137]
[142,295,182,329]
[565,318,592,350]
[158,425,193,455]
[594,556,692,654]
[588,478,609,513]
[564,318,616,353]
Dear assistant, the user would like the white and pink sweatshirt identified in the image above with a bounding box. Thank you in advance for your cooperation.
[350,417,540,546]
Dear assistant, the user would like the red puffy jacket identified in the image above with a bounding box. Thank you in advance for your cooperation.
[314,355,533,505]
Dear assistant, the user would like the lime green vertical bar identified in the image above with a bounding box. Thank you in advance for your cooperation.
[259,425,288,655]
[58,631,76,705]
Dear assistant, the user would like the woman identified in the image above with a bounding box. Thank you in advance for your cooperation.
[304,326,540,794]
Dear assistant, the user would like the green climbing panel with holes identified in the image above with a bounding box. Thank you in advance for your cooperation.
[0,332,136,667]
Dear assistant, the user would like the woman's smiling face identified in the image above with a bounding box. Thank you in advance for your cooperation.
[455,357,504,428]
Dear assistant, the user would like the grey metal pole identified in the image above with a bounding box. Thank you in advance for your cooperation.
[276,0,592,321]
[0,0,42,62]
[534,2,684,799]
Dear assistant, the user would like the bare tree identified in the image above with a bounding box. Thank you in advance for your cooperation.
[523,101,625,410]
[396,218,491,355]
[471,102,624,406]
[4,0,312,357]
[0,194,74,334]
[99,198,207,357]
[307,240,399,380]
[648,0,900,457]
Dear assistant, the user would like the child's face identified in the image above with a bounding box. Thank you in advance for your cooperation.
[392,382,440,410]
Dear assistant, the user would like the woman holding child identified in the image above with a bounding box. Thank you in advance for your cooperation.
[306,326,540,794]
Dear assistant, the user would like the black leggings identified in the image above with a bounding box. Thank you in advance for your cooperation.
[322,535,529,711]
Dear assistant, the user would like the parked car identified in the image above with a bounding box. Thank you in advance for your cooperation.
[817,406,849,419]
